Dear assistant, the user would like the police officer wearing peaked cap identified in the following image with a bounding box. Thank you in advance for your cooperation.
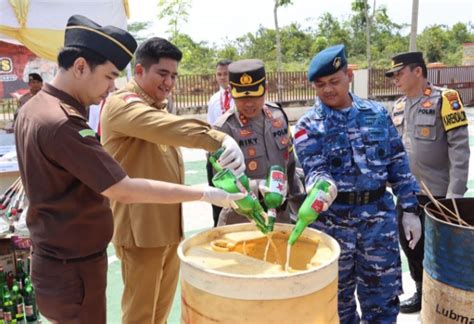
[15,15,244,323]
[294,44,420,323]
[214,59,305,227]
[386,51,470,313]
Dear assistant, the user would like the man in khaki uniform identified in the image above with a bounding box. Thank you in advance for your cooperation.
[214,59,305,226]
[386,52,470,313]
[101,37,245,323]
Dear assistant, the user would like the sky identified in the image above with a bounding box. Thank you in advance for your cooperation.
[128,0,474,45]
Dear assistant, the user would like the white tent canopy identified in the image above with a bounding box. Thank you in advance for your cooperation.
[0,0,130,61]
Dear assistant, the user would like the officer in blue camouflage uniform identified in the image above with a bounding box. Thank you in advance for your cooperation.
[294,44,420,324]
[386,52,470,313]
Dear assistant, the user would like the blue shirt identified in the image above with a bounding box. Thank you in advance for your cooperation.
[295,93,419,210]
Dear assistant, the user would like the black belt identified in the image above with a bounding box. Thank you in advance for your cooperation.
[335,187,386,205]
[34,250,106,264]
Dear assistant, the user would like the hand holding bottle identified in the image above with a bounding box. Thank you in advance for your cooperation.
[199,187,246,208]
[218,136,245,175]
[288,178,337,245]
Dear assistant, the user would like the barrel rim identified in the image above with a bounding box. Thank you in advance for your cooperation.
[177,223,341,299]
[178,223,341,280]
[424,200,474,231]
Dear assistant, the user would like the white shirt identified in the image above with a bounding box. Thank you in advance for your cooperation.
[207,87,234,126]
[88,103,102,132]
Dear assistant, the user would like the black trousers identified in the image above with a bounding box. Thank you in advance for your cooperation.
[397,195,440,284]
[206,159,222,227]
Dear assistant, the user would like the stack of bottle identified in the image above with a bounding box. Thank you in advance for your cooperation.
[0,258,39,324]
[0,178,27,229]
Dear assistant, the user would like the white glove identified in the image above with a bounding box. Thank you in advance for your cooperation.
[218,136,245,175]
[446,193,463,199]
[199,186,245,208]
[402,212,422,250]
[249,179,266,197]
[308,178,338,212]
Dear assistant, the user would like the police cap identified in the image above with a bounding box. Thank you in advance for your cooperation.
[228,59,266,98]
[307,44,347,82]
[65,15,137,70]
[385,52,425,77]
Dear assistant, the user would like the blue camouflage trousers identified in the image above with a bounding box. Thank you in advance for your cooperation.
[310,192,402,324]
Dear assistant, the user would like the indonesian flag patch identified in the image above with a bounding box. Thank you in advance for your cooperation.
[294,128,308,144]
[123,93,142,104]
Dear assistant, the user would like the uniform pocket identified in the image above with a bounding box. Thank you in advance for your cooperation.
[362,128,390,166]
[414,113,437,141]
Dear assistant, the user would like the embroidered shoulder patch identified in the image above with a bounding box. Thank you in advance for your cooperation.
[79,129,97,138]
[441,90,467,131]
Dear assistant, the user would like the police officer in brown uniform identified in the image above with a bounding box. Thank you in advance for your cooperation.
[214,59,304,226]
[100,37,246,324]
[386,52,470,313]
[14,16,243,323]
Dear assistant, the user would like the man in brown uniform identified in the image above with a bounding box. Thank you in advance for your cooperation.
[13,73,43,122]
[100,37,245,324]
[214,59,305,226]
[14,16,243,323]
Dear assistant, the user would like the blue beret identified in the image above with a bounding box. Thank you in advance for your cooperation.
[307,44,347,81]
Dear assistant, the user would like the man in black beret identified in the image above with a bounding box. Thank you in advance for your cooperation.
[14,15,243,323]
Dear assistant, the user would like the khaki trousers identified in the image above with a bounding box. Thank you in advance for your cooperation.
[115,244,180,324]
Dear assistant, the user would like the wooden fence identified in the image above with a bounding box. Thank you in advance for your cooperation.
[1,66,473,121]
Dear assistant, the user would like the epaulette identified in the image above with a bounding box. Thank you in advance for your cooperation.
[265,102,289,125]
[59,103,87,121]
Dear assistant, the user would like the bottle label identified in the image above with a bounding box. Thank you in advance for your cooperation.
[17,303,25,315]
[25,305,33,316]
[311,199,324,213]
[269,170,286,194]
[4,312,12,320]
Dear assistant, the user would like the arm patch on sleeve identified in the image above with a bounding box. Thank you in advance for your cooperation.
[441,90,467,131]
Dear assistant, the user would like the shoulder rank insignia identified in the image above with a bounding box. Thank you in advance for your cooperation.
[441,90,467,131]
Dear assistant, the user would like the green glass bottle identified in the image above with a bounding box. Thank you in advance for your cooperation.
[212,169,268,233]
[11,281,24,324]
[264,165,287,231]
[23,279,37,323]
[209,148,250,190]
[15,260,26,294]
[2,285,14,323]
[288,180,331,245]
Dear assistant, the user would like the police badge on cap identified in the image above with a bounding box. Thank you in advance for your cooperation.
[64,15,137,70]
[228,59,266,98]
[385,52,425,77]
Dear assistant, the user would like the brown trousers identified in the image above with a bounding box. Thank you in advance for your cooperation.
[31,253,107,324]
[115,244,180,324]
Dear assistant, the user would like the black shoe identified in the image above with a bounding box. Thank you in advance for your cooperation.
[400,282,422,313]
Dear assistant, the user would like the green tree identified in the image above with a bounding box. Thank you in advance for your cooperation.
[157,0,192,39]
[127,21,152,44]
[417,25,450,62]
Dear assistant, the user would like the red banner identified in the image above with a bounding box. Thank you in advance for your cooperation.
[0,41,57,99]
